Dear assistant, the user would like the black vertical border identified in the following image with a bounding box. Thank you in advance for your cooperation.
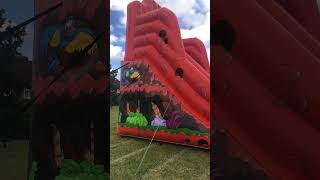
[103,0,110,173]
[210,0,215,179]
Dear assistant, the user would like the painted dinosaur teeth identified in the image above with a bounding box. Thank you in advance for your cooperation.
[120,61,181,109]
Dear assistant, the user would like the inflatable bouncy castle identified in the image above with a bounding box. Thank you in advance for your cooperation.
[213,0,320,179]
[117,0,210,149]
[32,0,108,179]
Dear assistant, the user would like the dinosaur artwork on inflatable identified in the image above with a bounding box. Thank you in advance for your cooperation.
[117,0,210,149]
[32,0,108,179]
[213,0,320,179]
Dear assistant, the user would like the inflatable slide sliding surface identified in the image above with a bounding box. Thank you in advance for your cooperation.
[117,0,210,149]
[213,0,320,179]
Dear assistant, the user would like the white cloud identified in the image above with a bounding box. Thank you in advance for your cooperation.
[110,44,123,59]
[119,35,126,42]
[202,0,210,11]
[110,25,114,32]
[110,0,134,12]
[116,72,121,80]
[110,0,135,25]
[180,11,210,47]
[111,0,210,28]
[180,8,210,65]
[157,0,209,28]
[110,34,118,43]
[120,16,127,25]
[110,34,126,44]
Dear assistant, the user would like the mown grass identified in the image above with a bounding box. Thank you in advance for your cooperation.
[0,140,29,180]
[110,106,210,180]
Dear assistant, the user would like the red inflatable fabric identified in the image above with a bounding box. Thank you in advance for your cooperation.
[124,0,210,128]
[274,0,320,41]
[213,0,320,179]
[117,0,210,149]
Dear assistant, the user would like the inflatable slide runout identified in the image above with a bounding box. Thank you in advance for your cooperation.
[117,0,210,149]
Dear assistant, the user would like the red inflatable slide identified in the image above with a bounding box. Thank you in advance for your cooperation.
[117,0,210,149]
[213,0,320,179]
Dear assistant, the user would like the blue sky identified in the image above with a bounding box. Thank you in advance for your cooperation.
[110,0,210,78]
[110,10,126,71]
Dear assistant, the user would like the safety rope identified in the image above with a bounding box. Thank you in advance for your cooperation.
[134,95,173,178]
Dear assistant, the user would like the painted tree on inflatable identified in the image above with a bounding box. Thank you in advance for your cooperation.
[32,0,108,179]
[117,0,210,149]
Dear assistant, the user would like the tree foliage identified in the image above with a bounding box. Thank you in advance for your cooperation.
[0,9,28,140]
[110,69,120,106]
[0,8,26,64]
[0,8,27,91]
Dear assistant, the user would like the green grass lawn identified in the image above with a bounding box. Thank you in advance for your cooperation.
[0,140,29,180]
[110,106,210,180]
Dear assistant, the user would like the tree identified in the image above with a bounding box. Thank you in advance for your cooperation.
[0,8,28,96]
[0,8,27,90]
[110,70,120,106]
[0,9,26,64]
[0,9,28,146]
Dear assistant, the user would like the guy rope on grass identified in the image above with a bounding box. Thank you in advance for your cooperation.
[141,148,188,180]
[134,94,173,178]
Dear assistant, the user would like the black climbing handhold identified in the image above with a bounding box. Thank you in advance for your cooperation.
[175,68,184,78]
[159,29,166,38]
[212,20,236,51]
